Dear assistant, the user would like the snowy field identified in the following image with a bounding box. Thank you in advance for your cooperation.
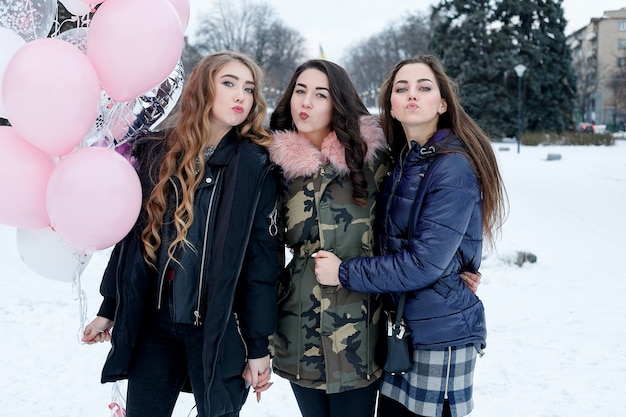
[1,140,625,416]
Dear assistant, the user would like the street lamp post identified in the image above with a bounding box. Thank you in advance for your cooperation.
[514,64,527,154]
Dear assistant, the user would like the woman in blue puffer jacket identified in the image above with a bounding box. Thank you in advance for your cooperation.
[314,55,507,417]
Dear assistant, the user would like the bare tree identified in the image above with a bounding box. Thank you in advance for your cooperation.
[608,64,626,130]
[343,12,431,108]
[193,0,307,105]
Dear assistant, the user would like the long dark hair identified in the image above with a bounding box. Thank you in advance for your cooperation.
[379,55,507,247]
[270,59,370,205]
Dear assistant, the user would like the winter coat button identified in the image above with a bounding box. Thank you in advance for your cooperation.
[205,177,212,184]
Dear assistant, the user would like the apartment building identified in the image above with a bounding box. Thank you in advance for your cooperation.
[567,8,626,130]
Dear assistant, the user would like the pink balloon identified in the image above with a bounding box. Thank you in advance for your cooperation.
[0,126,54,228]
[87,0,184,102]
[168,0,190,30]
[1,38,101,156]
[46,147,142,253]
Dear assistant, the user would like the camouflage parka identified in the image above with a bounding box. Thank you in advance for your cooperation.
[267,115,389,393]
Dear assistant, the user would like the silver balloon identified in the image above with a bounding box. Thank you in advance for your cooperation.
[120,59,185,138]
[85,60,185,158]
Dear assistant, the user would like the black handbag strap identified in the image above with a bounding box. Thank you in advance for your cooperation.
[395,293,406,326]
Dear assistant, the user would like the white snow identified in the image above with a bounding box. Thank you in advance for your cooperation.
[1,141,624,416]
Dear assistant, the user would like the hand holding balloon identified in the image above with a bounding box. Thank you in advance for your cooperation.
[82,316,113,344]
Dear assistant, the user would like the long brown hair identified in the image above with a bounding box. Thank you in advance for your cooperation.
[270,59,370,205]
[378,55,507,247]
[141,51,272,267]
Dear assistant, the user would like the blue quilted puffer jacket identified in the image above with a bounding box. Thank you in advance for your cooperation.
[339,129,486,351]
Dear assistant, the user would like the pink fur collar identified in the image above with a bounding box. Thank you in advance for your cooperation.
[268,115,386,180]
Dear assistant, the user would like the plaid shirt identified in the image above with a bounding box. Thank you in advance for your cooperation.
[379,344,478,417]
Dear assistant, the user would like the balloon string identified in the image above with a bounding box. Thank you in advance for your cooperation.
[51,3,93,39]
[110,380,127,417]
[72,253,90,343]
[25,0,37,40]
[50,2,60,37]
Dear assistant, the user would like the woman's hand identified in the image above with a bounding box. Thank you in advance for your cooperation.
[312,250,342,286]
[460,271,481,294]
[242,355,272,402]
[81,316,113,344]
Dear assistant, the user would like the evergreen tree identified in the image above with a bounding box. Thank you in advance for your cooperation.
[429,0,575,136]
[429,0,515,137]
[495,0,576,132]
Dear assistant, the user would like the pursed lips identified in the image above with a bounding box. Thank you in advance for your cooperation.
[298,112,309,120]
[232,105,244,113]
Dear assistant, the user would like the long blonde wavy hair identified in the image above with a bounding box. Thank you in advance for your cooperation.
[141,51,272,268]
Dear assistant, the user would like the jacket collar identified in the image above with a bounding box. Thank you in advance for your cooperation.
[405,129,456,162]
[207,128,240,166]
[268,115,387,180]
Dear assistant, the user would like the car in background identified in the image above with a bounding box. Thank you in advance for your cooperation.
[594,124,607,134]
[577,122,595,133]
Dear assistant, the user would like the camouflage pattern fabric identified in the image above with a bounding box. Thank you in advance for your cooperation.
[273,155,389,393]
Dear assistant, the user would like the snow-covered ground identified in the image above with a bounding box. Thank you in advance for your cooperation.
[1,141,625,416]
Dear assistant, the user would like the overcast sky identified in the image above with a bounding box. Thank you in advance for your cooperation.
[186,0,626,62]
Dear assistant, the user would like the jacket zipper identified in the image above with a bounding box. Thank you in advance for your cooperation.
[234,312,248,358]
[194,168,223,326]
[384,145,409,245]
[307,165,337,379]
[206,167,273,416]
[157,257,173,309]
[267,204,279,237]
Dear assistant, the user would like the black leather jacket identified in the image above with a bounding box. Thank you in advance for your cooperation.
[96,129,284,416]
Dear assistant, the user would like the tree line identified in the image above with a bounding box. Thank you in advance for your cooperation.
[2,1,579,136]
[192,0,580,138]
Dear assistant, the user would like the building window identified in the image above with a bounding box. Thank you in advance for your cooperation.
[619,57,626,67]
[619,39,626,49]
[619,21,626,31]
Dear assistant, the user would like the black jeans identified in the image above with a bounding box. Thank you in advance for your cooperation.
[377,394,452,417]
[290,380,380,417]
[125,281,207,417]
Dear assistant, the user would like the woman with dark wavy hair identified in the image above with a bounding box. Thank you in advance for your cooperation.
[267,59,389,417]
[82,51,284,417]
[314,55,506,417]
